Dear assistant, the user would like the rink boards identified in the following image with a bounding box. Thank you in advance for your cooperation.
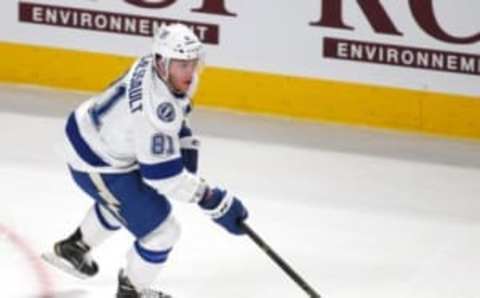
[1,41,479,140]
[1,1,480,139]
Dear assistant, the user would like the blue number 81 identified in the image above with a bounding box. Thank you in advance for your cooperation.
[151,133,175,156]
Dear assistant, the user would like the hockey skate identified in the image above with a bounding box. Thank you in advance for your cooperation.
[117,269,172,298]
[42,228,99,279]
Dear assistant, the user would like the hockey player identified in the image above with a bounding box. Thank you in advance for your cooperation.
[43,23,248,298]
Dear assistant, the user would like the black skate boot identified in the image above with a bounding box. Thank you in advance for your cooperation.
[42,228,99,279]
[117,269,172,298]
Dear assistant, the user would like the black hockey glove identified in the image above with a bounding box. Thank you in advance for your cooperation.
[179,123,199,174]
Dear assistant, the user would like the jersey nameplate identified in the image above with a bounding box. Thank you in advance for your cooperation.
[128,57,149,114]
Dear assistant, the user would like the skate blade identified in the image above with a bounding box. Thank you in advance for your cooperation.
[41,252,90,280]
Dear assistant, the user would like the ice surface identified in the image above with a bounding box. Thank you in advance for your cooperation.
[1,84,480,298]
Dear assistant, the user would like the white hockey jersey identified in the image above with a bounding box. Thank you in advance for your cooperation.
[65,55,204,203]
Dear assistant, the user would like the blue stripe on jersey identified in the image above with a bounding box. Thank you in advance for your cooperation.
[140,158,183,180]
[96,85,126,117]
[90,85,126,127]
[66,113,110,167]
[134,241,172,263]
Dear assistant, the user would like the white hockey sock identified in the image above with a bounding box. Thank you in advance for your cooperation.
[80,203,121,248]
[125,215,181,290]
[126,247,167,290]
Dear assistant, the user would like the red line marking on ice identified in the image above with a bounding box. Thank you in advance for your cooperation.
[0,223,55,298]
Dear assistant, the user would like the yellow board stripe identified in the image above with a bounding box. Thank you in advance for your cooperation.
[0,42,132,91]
[1,41,479,139]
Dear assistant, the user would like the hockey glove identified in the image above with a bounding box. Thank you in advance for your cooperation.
[199,188,248,235]
[179,124,200,174]
[181,148,198,174]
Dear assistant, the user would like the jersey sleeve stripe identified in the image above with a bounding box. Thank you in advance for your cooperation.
[139,158,184,180]
[65,112,110,167]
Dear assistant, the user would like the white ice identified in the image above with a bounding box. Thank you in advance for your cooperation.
[1,84,480,298]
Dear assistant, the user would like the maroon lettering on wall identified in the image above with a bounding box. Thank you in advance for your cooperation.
[357,0,402,35]
[124,0,175,9]
[324,37,480,76]
[191,0,237,16]
[18,2,220,44]
[309,0,353,29]
[311,0,402,36]
[124,0,237,16]
[409,0,480,45]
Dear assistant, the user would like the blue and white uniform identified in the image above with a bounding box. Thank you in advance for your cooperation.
[66,54,199,178]
[61,24,248,293]
[65,55,203,289]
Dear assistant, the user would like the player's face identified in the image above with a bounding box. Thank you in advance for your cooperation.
[168,59,199,93]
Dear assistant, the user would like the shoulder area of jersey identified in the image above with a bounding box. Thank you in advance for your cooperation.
[123,55,154,94]
[125,55,154,79]
[144,90,184,133]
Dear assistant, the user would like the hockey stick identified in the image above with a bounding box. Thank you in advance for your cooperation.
[240,221,322,298]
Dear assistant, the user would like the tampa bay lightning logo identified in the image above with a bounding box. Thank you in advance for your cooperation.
[157,102,176,122]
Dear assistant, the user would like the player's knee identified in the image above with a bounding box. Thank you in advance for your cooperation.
[138,215,181,251]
